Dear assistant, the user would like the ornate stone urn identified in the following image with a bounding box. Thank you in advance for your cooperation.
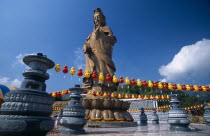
[139,108,148,126]
[204,103,210,130]
[0,53,55,136]
[151,110,159,124]
[168,94,190,131]
[60,85,86,135]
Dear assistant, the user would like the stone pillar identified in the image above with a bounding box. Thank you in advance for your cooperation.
[60,85,86,135]
[0,53,55,136]
[151,110,159,124]
[139,108,148,126]
[155,100,158,108]
[204,103,210,130]
[168,94,190,131]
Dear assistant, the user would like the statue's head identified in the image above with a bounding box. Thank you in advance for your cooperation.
[94,8,106,27]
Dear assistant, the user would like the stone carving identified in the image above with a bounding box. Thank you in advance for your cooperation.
[204,103,210,130]
[0,53,55,136]
[82,98,134,122]
[151,110,159,124]
[60,85,87,135]
[168,94,190,131]
[139,108,148,126]
[81,8,136,126]
[82,8,117,92]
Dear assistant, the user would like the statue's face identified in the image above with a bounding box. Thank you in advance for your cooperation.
[94,13,105,27]
[94,14,101,25]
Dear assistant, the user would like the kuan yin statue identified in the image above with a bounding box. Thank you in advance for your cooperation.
[82,8,134,123]
[82,8,117,93]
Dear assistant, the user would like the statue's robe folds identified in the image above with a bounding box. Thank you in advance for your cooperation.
[82,26,117,90]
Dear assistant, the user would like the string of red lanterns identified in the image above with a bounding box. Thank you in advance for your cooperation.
[128,104,205,113]
[53,65,210,92]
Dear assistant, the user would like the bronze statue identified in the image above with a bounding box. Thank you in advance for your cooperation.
[82,8,117,92]
[81,8,135,124]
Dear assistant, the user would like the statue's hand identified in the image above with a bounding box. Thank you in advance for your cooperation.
[83,44,88,53]
[83,44,92,54]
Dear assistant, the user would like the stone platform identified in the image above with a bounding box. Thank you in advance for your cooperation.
[87,121,138,127]
[47,123,210,136]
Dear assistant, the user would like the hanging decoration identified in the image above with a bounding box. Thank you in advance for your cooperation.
[54,64,61,72]
[62,66,68,78]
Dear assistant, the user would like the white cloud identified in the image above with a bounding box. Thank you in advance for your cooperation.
[0,77,10,85]
[73,48,85,69]
[0,77,21,87]
[159,38,210,85]
[12,53,36,67]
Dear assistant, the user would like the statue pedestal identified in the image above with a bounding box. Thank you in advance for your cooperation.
[82,95,137,127]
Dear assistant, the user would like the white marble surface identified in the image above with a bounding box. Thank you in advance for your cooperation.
[48,123,210,136]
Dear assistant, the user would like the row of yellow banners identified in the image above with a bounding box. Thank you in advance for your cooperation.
[87,91,170,99]
[128,104,204,113]
[54,65,210,92]
[53,104,204,112]
[50,90,170,100]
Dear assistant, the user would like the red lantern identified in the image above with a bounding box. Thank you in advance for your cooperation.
[65,90,69,94]
[198,86,203,91]
[190,85,194,91]
[77,69,83,76]
[135,95,138,99]
[131,78,136,86]
[107,92,111,97]
[142,80,148,87]
[83,90,88,94]
[206,86,210,92]
[173,84,177,90]
[114,93,118,98]
[121,94,125,98]
[62,66,68,74]
[182,84,186,90]
[92,71,97,79]
[100,92,104,96]
[57,92,61,97]
[119,76,124,84]
[164,95,167,99]
[106,74,111,82]
[153,81,158,88]
[163,83,168,89]
[49,93,52,96]
[92,91,96,96]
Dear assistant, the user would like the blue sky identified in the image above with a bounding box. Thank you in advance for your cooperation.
[0,0,210,92]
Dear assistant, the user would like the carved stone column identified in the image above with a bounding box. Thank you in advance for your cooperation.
[168,94,190,131]
[60,85,86,135]
[139,108,148,126]
[0,53,55,136]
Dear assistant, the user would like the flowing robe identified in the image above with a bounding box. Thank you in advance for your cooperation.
[83,26,117,88]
